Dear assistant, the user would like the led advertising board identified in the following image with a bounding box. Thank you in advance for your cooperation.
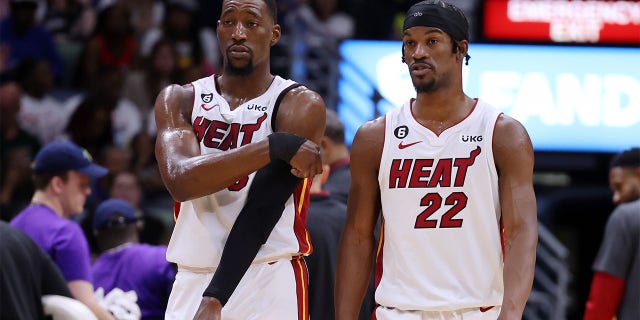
[337,40,640,152]
[483,0,640,44]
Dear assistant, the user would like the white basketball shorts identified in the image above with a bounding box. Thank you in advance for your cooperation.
[165,256,309,320]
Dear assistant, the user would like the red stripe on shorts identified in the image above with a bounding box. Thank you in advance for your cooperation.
[291,257,309,320]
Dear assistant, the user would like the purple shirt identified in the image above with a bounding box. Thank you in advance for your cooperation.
[92,244,175,320]
[10,204,92,282]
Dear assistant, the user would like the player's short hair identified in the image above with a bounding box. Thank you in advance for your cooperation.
[262,0,277,23]
[324,109,345,145]
[610,147,640,168]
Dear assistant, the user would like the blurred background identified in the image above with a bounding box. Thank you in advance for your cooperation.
[1,0,638,319]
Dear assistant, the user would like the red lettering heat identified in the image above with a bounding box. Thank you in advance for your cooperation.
[453,146,481,187]
[193,116,212,142]
[218,123,240,151]
[408,159,433,188]
[240,113,267,145]
[428,158,452,188]
[202,121,229,148]
[388,147,482,189]
[195,113,268,150]
[389,159,412,188]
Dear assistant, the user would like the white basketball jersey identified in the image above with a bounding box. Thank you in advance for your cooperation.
[166,75,313,268]
[376,99,504,310]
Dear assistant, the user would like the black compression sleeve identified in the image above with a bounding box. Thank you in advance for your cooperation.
[202,160,302,304]
[268,132,307,162]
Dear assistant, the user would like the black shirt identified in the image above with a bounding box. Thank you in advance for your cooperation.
[0,221,71,320]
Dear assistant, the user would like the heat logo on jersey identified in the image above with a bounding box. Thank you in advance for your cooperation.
[193,113,267,150]
[388,146,481,189]
[192,113,268,191]
[388,146,481,229]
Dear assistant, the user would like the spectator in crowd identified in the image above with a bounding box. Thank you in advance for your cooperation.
[16,58,73,144]
[64,96,113,160]
[0,220,73,320]
[65,66,142,153]
[80,0,139,87]
[100,145,131,178]
[108,171,141,215]
[129,131,169,203]
[92,198,175,320]
[9,140,115,320]
[321,108,351,204]
[86,145,131,203]
[140,0,219,81]
[109,170,169,245]
[42,0,96,43]
[0,0,64,80]
[122,38,181,127]
[0,82,40,221]
[585,147,640,320]
[288,0,354,47]
[122,0,163,40]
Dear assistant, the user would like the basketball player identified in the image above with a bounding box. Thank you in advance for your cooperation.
[335,1,538,319]
[154,0,326,319]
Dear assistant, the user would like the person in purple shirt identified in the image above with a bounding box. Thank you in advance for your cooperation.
[10,140,116,320]
[92,198,176,320]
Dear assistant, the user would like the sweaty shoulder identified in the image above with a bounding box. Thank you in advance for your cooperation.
[492,113,534,169]
[493,114,531,150]
[275,85,326,143]
[154,83,195,121]
[351,116,386,166]
[278,85,325,118]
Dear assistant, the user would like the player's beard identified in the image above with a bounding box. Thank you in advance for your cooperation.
[225,61,254,77]
[413,70,452,93]
[413,77,436,93]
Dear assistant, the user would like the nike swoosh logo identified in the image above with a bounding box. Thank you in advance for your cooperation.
[398,141,422,149]
[201,104,218,111]
[479,306,494,312]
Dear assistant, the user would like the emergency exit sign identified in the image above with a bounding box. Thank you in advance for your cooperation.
[483,0,640,44]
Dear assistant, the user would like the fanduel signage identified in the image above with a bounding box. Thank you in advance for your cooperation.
[338,41,640,152]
